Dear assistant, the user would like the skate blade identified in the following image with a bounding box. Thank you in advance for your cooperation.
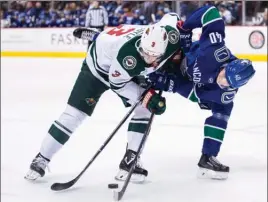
[24,170,41,181]
[115,169,146,183]
[197,168,228,180]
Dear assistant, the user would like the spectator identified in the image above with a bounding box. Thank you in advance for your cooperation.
[48,14,58,27]
[1,1,266,28]
[251,10,268,26]
[203,1,215,6]
[103,0,117,15]
[218,4,233,25]
[114,0,123,15]
[156,0,170,14]
[1,8,10,28]
[154,7,165,23]
[35,2,44,20]
[65,14,74,27]
[56,12,66,27]
[132,9,147,25]
[110,10,122,26]
[140,2,157,24]
[179,1,199,20]
[119,3,134,24]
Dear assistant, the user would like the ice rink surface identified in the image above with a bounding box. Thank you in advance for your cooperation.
[1,58,267,202]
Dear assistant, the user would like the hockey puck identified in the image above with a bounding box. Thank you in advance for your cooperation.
[108,183,118,189]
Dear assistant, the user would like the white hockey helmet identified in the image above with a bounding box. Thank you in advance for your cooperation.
[138,25,168,64]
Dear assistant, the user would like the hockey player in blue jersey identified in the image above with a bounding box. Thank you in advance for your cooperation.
[149,5,256,179]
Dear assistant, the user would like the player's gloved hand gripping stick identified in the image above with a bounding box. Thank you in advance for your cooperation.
[50,85,164,191]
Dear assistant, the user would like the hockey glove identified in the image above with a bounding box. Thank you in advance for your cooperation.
[177,20,192,53]
[148,72,177,93]
[73,27,100,41]
[142,89,166,115]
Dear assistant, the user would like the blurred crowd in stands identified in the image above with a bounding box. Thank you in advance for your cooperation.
[0,1,267,28]
[180,1,267,26]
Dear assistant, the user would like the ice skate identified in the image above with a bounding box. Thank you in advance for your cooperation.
[197,154,229,180]
[115,149,148,183]
[24,153,50,181]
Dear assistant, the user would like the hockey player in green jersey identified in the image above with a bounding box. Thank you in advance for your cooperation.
[25,16,181,183]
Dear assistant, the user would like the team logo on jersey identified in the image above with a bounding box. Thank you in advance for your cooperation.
[85,98,96,106]
[221,91,236,104]
[168,30,179,44]
[214,46,230,62]
[208,77,214,83]
[123,56,137,70]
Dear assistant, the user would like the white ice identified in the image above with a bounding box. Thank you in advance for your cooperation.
[1,58,267,202]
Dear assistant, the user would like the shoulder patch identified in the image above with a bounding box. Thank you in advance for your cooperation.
[122,56,137,70]
[168,30,179,44]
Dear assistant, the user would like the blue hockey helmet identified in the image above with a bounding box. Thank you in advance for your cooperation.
[225,59,255,88]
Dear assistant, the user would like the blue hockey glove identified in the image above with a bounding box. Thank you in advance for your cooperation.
[148,72,177,93]
[177,20,192,53]
[225,59,256,88]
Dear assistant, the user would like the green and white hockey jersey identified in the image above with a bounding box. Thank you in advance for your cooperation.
[86,23,180,104]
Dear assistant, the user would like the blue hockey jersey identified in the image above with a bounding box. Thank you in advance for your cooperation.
[164,6,239,107]
[182,6,237,85]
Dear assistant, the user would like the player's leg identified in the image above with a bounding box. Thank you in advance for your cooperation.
[115,104,151,182]
[197,102,233,180]
[25,60,109,180]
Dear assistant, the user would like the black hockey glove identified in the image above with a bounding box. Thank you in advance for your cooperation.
[73,27,100,41]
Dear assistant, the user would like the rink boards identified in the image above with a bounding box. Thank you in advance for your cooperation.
[1,26,267,61]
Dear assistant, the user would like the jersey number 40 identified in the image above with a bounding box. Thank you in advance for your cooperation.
[209,32,222,44]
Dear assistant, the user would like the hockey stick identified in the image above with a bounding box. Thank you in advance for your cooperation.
[50,86,152,191]
[113,91,163,201]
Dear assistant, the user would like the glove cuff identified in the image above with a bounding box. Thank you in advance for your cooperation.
[142,89,155,108]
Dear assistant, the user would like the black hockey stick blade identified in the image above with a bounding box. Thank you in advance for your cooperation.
[51,178,77,191]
